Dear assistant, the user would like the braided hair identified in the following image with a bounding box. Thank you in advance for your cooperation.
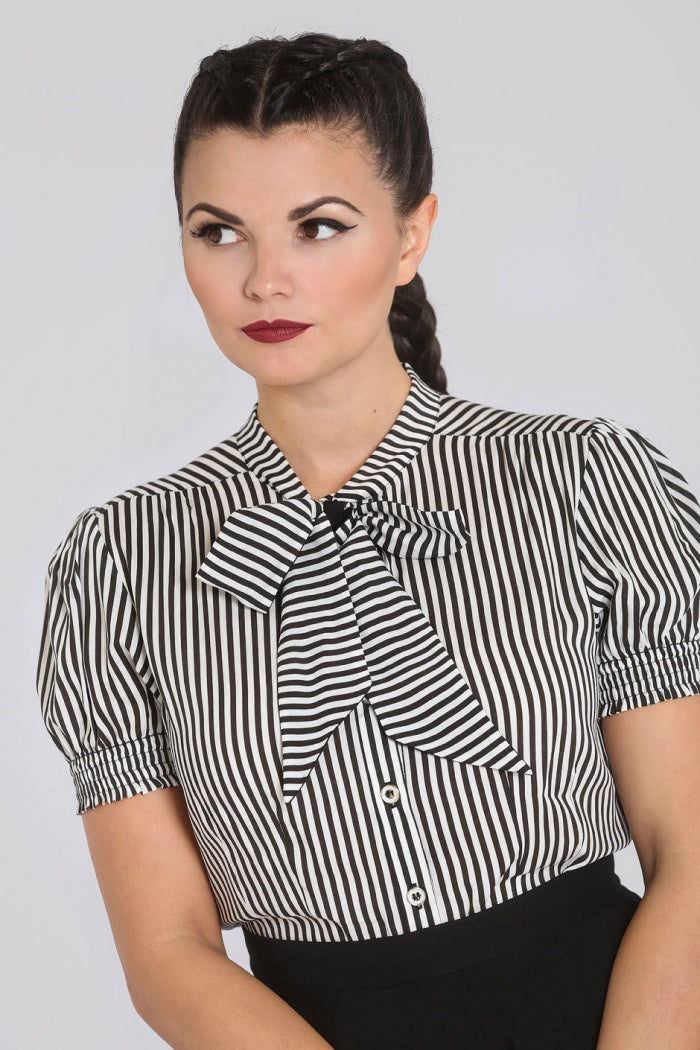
[173,32,447,394]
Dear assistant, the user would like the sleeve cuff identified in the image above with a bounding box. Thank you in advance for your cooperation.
[598,639,700,717]
[69,733,180,814]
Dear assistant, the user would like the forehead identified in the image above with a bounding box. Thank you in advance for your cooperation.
[181,124,385,206]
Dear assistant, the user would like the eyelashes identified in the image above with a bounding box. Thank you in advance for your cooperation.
[300,218,356,241]
[188,217,357,245]
[187,222,237,245]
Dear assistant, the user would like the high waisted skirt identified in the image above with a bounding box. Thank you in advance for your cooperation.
[243,855,642,1050]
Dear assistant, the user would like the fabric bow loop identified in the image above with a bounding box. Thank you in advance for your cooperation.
[194,496,318,612]
[359,501,469,559]
[195,497,470,611]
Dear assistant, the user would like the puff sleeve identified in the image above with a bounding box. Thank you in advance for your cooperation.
[575,417,700,718]
[36,506,180,813]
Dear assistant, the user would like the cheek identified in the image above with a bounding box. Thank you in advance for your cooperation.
[310,242,399,317]
[183,251,228,318]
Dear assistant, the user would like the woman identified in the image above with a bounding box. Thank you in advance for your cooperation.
[36,31,700,1050]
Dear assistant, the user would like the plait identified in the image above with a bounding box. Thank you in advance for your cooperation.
[261,42,408,121]
[198,50,232,90]
[295,43,408,83]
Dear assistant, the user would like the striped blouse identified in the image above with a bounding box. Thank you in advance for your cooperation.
[36,361,700,942]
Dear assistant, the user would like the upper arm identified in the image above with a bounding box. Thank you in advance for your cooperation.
[82,785,225,1007]
[574,418,700,721]
[36,507,180,812]
[575,418,700,880]
[601,694,700,885]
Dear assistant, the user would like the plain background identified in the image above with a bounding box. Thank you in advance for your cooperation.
[3,1,699,1047]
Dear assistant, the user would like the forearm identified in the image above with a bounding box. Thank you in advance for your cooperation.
[130,935,334,1050]
[596,860,700,1049]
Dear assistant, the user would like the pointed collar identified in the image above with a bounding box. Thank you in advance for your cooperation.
[233,361,441,500]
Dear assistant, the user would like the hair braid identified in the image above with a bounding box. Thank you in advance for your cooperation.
[390,276,446,393]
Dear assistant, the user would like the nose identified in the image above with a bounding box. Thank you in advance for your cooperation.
[243,241,294,302]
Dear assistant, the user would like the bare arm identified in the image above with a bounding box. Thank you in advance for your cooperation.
[596,694,700,1049]
[82,786,334,1050]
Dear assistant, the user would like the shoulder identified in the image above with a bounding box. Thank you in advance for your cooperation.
[91,427,251,522]
[49,425,253,567]
[434,388,605,441]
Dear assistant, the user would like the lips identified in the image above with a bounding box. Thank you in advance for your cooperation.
[241,318,312,344]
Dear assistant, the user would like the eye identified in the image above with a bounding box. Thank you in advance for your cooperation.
[188,222,241,245]
[299,218,355,241]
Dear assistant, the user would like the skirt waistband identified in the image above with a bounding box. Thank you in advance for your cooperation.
[243,855,629,989]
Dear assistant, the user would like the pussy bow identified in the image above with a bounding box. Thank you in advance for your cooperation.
[195,494,532,803]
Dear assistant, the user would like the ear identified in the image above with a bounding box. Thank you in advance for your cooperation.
[395,194,439,287]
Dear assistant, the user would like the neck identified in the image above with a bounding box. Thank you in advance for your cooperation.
[254,347,412,499]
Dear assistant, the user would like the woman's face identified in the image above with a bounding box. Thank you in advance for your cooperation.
[180,123,435,392]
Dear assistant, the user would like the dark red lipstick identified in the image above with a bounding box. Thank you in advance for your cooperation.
[241,319,312,343]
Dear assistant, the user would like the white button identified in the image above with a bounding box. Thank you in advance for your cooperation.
[380,783,400,806]
[406,885,426,907]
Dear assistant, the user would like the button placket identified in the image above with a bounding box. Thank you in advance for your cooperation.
[356,704,439,923]
[369,716,402,810]
[382,733,448,923]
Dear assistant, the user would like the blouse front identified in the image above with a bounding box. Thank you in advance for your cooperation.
[36,362,700,942]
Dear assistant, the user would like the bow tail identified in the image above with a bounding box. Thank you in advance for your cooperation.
[342,529,533,776]
[276,518,372,803]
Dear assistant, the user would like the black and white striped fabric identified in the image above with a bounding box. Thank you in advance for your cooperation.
[36,362,700,942]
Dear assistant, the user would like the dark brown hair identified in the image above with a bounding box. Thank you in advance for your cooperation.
[173,32,447,393]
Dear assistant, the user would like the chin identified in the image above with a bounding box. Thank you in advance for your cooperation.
[222,347,357,388]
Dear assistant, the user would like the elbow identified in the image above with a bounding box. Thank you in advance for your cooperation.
[125,969,155,1027]
[121,952,171,1030]
[121,934,228,1035]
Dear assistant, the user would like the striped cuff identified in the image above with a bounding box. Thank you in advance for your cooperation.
[69,733,180,814]
[598,639,700,717]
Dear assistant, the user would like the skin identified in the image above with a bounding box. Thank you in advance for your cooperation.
[595,699,700,1048]
[180,123,438,498]
[80,122,700,1048]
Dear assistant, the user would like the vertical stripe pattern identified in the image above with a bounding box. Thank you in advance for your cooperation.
[36,363,700,941]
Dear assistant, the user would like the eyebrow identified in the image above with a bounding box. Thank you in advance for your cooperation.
[184,195,364,225]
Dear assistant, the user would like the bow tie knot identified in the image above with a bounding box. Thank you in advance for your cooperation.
[322,496,353,533]
[196,495,471,613]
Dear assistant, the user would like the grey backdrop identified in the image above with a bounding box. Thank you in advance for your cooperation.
[3,1,699,1047]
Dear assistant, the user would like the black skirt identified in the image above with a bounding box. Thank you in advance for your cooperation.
[243,855,641,1050]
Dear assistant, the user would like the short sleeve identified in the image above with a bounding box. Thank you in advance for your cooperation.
[35,506,180,814]
[575,417,700,718]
